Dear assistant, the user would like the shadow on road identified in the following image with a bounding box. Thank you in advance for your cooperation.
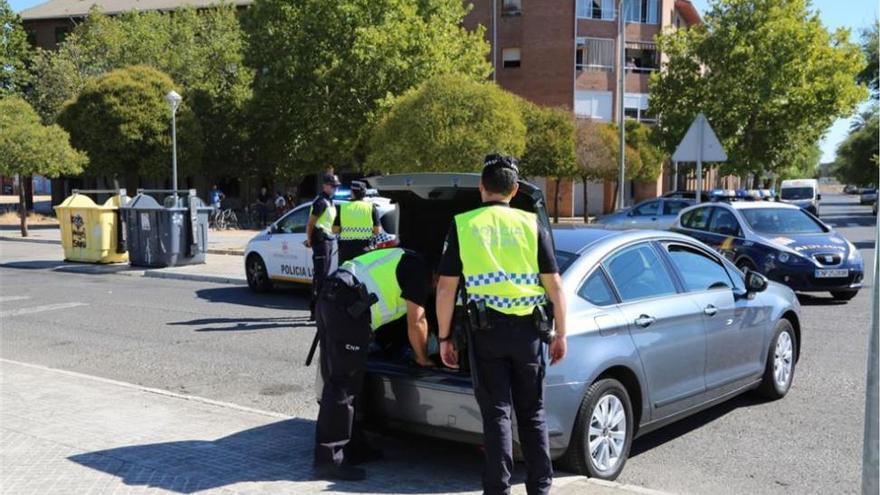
[169,316,314,332]
[195,286,310,311]
[796,293,853,306]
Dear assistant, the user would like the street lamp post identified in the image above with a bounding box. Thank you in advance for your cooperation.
[165,90,182,206]
[617,0,626,210]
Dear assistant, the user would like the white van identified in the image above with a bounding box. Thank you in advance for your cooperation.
[779,178,820,216]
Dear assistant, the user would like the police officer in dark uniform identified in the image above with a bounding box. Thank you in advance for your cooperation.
[314,241,434,481]
[332,180,381,264]
[305,173,340,320]
[435,155,568,495]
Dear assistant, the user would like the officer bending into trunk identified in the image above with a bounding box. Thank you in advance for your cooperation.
[313,240,434,481]
[333,180,380,264]
[435,154,567,495]
[305,173,340,320]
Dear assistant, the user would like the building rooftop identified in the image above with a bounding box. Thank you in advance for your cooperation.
[20,0,252,21]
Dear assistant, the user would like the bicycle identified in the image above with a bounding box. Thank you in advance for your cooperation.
[210,208,240,230]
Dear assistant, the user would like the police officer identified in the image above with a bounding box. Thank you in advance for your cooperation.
[305,173,340,320]
[314,241,434,481]
[332,181,380,264]
[435,154,567,495]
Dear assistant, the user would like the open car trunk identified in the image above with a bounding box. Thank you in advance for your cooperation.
[362,173,551,442]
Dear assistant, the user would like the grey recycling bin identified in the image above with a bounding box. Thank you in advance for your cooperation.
[121,190,211,268]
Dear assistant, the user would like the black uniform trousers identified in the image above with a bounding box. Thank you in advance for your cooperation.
[472,313,552,495]
[310,235,333,314]
[314,272,373,468]
[338,240,370,265]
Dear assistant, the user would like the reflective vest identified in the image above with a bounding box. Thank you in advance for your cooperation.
[338,201,374,241]
[311,196,336,234]
[455,205,546,316]
[340,248,407,330]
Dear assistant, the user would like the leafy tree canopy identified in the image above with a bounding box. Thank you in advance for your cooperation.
[858,21,879,98]
[244,0,491,175]
[650,0,867,179]
[367,75,524,172]
[0,0,31,96]
[0,96,86,178]
[833,106,879,186]
[519,102,576,181]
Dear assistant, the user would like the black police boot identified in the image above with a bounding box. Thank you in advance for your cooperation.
[346,445,384,465]
[313,463,366,481]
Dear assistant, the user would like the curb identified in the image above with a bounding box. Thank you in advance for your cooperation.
[0,235,61,245]
[141,270,247,285]
[207,248,244,256]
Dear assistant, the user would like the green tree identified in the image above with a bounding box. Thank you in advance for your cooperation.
[367,75,525,172]
[0,97,86,236]
[574,119,617,221]
[27,6,251,177]
[858,21,878,98]
[625,120,665,181]
[1,0,31,96]
[245,0,491,176]
[57,65,203,190]
[834,106,879,186]
[650,0,867,179]
[519,102,576,223]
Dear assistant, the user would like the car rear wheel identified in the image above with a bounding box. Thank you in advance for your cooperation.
[562,378,633,481]
[758,319,797,400]
[246,254,272,293]
[830,290,858,301]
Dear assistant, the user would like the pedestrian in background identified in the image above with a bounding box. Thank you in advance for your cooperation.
[305,174,340,320]
[208,184,225,210]
[256,186,270,228]
[333,180,380,264]
[435,154,567,495]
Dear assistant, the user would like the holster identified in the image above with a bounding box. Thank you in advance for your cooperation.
[346,282,378,319]
[533,303,555,344]
[466,300,491,332]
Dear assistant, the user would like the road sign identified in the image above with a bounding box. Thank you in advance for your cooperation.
[672,113,727,201]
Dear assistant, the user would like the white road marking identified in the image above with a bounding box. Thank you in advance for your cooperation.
[0,302,87,318]
[0,296,30,303]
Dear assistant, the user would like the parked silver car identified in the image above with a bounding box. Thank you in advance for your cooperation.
[595,197,694,230]
[354,174,802,481]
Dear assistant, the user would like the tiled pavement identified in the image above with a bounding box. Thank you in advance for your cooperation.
[0,359,666,495]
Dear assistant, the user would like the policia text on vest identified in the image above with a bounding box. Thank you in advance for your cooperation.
[436,154,568,495]
[312,246,433,482]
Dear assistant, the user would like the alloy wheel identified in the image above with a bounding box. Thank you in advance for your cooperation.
[774,331,793,389]
[589,394,627,472]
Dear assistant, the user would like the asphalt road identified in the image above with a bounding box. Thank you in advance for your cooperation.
[0,192,876,494]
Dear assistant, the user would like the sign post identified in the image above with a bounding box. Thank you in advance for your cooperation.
[672,113,727,201]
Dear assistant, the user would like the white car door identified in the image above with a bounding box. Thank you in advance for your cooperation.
[266,205,314,283]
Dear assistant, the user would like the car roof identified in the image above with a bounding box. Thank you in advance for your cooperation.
[552,227,620,253]
[724,201,800,210]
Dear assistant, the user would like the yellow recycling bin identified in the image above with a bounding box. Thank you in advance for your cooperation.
[55,192,130,263]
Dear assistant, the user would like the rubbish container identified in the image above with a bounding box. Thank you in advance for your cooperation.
[121,189,211,268]
[54,189,130,263]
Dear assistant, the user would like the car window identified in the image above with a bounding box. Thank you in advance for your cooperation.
[554,250,578,274]
[276,206,310,234]
[663,200,690,216]
[780,187,814,200]
[740,208,826,234]
[708,208,741,237]
[603,243,677,302]
[578,269,617,306]
[632,200,660,216]
[665,244,734,292]
[681,206,712,231]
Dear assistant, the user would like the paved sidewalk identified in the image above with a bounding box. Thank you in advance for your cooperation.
[0,359,667,495]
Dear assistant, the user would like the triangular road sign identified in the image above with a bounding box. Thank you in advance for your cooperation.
[672,113,727,162]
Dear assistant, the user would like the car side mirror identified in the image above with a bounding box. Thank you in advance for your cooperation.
[745,269,768,293]
[817,194,822,200]
[268,224,279,235]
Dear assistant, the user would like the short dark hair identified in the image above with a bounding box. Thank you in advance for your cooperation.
[481,154,519,196]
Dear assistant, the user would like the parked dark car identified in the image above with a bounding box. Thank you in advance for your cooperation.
[672,201,864,301]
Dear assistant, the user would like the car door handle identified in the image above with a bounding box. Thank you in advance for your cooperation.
[704,304,718,316]
[634,315,656,328]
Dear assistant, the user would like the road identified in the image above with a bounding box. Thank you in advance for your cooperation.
[0,192,876,494]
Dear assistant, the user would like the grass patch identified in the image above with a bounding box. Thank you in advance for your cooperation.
[0,211,58,226]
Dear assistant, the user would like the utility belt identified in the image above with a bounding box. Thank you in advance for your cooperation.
[464,299,555,344]
[325,270,378,320]
[313,228,335,243]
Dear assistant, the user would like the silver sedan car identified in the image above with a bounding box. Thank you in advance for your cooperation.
[595,197,694,230]
[363,228,801,481]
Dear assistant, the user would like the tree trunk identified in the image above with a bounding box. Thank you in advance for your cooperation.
[582,176,589,223]
[611,182,619,212]
[18,174,28,238]
[553,177,561,224]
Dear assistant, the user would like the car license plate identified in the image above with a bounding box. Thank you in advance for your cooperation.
[815,268,848,278]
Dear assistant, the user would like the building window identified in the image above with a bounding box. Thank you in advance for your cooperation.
[502,48,521,68]
[54,27,69,45]
[575,90,613,121]
[502,0,522,15]
[624,93,655,123]
[576,37,614,72]
[577,0,615,20]
[624,0,659,24]
[26,30,38,48]
[625,41,659,73]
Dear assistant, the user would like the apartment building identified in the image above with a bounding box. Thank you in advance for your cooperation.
[463,0,701,216]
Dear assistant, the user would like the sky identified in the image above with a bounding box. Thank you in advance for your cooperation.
[11,0,878,163]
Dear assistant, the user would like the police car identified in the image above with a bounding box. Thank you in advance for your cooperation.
[672,200,864,300]
[244,191,396,292]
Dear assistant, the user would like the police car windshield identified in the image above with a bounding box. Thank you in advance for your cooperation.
[780,187,813,200]
[555,251,577,273]
[741,208,826,234]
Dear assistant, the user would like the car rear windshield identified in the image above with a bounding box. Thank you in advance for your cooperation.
[555,250,577,274]
[741,208,826,234]
[780,187,814,200]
